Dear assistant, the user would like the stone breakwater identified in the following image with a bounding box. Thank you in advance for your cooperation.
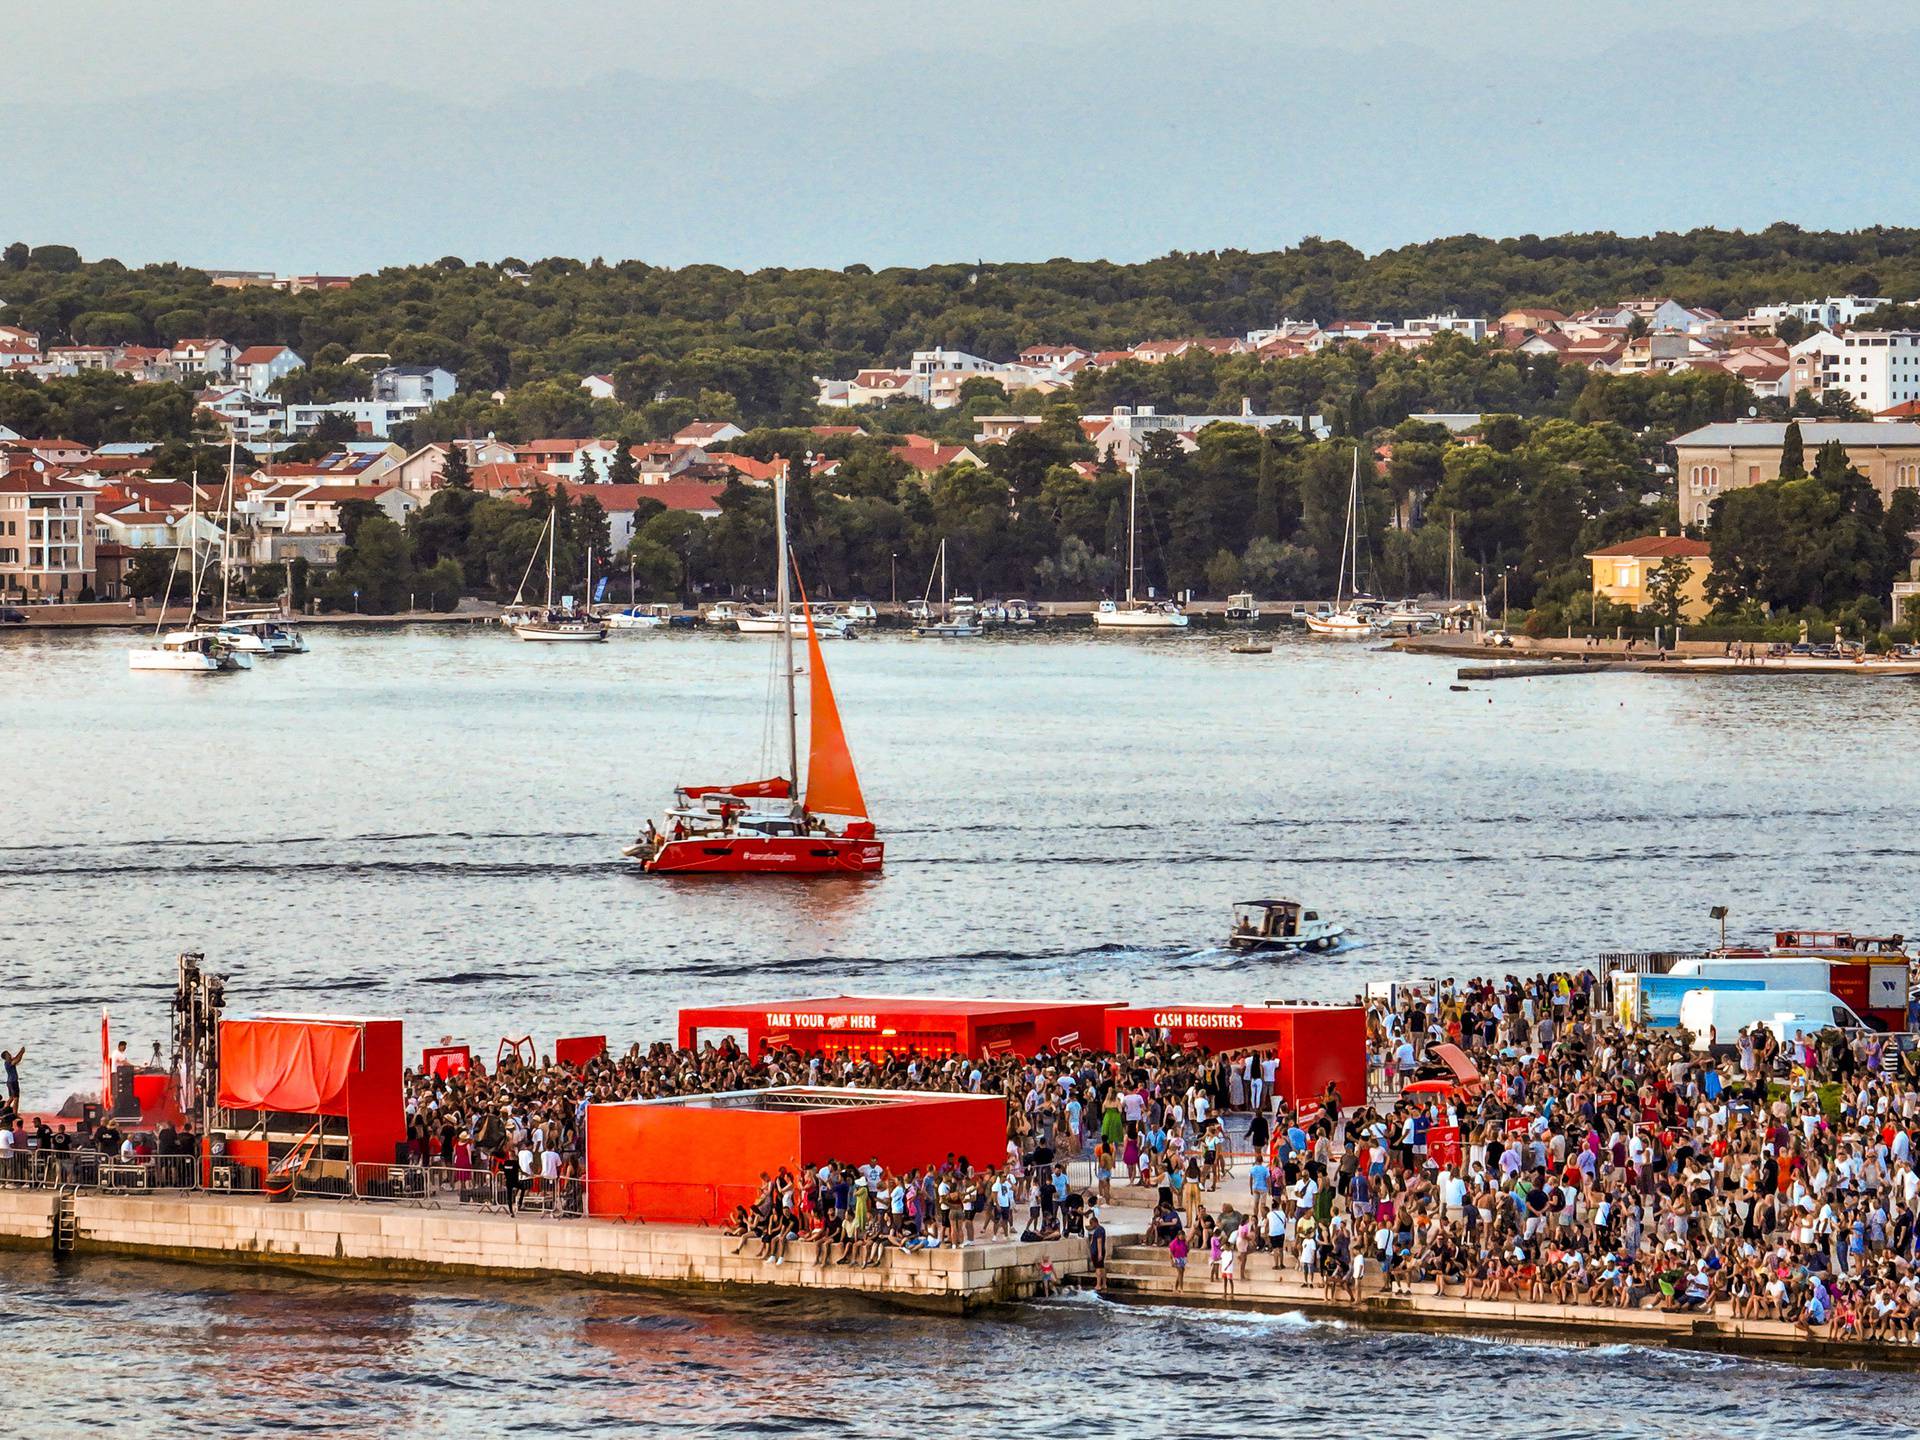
[0,1189,1078,1313]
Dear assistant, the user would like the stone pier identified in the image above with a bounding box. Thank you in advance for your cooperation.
[0,1188,1081,1312]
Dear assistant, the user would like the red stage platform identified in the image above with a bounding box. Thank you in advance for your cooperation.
[215,1015,405,1189]
[586,1086,1008,1224]
[676,995,1113,1060]
[1104,1004,1368,1108]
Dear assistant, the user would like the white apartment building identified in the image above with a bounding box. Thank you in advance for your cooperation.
[1402,314,1490,341]
[1824,331,1920,414]
[1749,295,1891,330]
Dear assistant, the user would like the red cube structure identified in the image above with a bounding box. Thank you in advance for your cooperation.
[585,1087,1008,1225]
[215,1015,406,1185]
[1104,1004,1368,1109]
[676,995,1113,1061]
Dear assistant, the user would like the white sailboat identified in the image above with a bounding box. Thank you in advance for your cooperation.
[199,438,274,656]
[511,508,607,642]
[1303,448,1378,638]
[1091,468,1188,629]
[912,538,982,638]
[129,484,249,673]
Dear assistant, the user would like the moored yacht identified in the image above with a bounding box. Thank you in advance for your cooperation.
[1303,449,1378,639]
[511,509,608,642]
[129,629,250,673]
[1091,469,1188,630]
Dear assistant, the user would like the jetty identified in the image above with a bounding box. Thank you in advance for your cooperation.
[0,1186,1077,1313]
[1455,661,1620,680]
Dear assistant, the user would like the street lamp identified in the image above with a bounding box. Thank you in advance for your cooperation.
[1709,905,1729,952]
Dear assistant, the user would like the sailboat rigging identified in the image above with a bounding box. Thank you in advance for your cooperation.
[511,504,608,642]
[1303,447,1379,638]
[1091,466,1187,629]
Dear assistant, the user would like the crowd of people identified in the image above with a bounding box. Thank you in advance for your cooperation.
[1166,968,1920,1343]
[15,963,1920,1345]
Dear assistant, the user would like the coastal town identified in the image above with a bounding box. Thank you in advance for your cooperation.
[23,0,1920,1429]
[7,261,1920,652]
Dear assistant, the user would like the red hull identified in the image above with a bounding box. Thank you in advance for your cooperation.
[644,834,884,875]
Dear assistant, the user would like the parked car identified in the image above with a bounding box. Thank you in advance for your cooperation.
[1484,630,1514,648]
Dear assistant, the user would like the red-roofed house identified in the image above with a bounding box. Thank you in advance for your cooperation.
[516,479,727,548]
[514,437,625,481]
[891,440,983,475]
[706,452,782,484]
[233,344,304,394]
[2,438,94,471]
[469,462,556,493]
[629,442,705,481]
[672,421,746,448]
[169,338,238,378]
[1585,533,1712,621]
[0,325,40,370]
[0,471,95,599]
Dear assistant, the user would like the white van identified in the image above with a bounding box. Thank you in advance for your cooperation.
[1677,987,1866,1053]
[1666,957,1833,992]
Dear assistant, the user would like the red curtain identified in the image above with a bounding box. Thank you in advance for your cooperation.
[218,1020,361,1112]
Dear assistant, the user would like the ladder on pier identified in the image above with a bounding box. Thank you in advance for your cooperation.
[51,1187,77,1256]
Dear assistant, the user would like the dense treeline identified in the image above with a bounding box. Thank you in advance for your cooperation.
[3,224,1917,432]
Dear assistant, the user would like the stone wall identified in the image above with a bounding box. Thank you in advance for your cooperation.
[3,1190,1082,1312]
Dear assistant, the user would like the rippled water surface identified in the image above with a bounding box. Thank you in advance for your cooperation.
[4,622,1919,1431]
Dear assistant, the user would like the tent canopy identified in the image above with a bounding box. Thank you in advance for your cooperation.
[217,1018,362,1113]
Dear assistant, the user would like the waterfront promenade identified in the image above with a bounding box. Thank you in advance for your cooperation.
[0,1185,1079,1312]
[4,1166,1912,1365]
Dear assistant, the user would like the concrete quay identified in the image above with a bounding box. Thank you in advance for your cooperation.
[1099,1243,1920,1367]
[0,1188,1081,1313]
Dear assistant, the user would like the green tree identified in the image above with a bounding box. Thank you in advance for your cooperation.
[323,514,414,612]
[1645,555,1694,628]
[1779,420,1806,479]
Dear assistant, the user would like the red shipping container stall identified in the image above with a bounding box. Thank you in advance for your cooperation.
[676,995,1115,1061]
[555,1035,607,1068]
[585,1087,1008,1225]
[421,1045,471,1078]
[216,1015,406,1185]
[1104,1004,1368,1109]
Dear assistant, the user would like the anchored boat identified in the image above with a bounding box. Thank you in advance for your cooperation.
[626,472,882,875]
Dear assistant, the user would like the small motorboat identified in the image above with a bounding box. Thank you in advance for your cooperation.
[606,604,669,630]
[1227,898,1348,953]
[1229,642,1272,655]
[1225,591,1260,623]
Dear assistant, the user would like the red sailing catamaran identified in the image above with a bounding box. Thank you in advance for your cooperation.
[624,472,883,875]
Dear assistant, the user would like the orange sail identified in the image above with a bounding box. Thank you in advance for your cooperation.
[793,565,869,819]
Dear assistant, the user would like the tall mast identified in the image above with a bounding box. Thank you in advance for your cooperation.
[775,471,799,811]
[1126,468,1138,605]
[545,505,556,609]
[1334,448,1354,608]
[220,434,236,621]
[1350,447,1362,597]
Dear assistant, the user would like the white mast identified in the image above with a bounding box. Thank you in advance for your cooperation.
[220,434,236,622]
[775,470,799,812]
[939,538,948,610]
[1334,448,1356,609]
[1125,468,1138,605]
[545,504,557,610]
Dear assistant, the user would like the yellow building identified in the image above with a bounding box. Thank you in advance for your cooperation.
[1586,534,1713,621]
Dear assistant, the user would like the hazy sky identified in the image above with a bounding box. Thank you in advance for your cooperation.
[8,1,1919,273]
